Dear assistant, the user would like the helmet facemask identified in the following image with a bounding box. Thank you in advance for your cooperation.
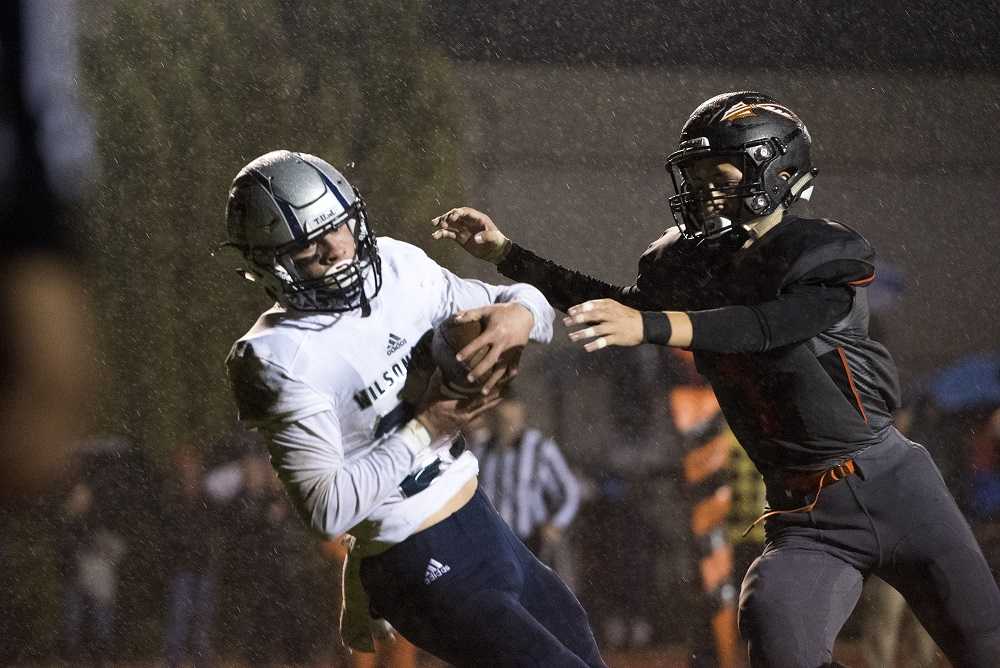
[259,197,382,315]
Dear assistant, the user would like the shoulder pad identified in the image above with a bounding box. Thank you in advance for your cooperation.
[226,341,333,425]
[636,228,722,307]
[377,236,441,283]
[780,218,875,286]
[226,342,283,423]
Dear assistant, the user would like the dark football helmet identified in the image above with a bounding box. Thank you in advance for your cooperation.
[225,150,382,315]
[666,91,817,241]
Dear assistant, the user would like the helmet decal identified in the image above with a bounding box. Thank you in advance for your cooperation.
[720,101,757,122]
[720,101,798,123]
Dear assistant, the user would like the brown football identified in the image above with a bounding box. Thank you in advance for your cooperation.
[431,316,490,397]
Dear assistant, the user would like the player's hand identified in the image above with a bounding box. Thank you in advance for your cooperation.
[415,369,504,440]
[564,299,643,352]
[453,303,531,393]
[431,207,511,264]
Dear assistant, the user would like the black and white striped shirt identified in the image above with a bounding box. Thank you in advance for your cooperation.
[473,429,580,540]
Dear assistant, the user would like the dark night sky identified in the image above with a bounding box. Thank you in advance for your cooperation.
[431,0,1000,70]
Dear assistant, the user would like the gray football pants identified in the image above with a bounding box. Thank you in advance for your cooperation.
[738,430,1000,667]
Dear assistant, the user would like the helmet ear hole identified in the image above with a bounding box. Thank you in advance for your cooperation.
[748,194,771,214]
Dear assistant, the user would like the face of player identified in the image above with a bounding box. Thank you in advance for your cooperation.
[684,158,790,240]
[683,158,744,222]
[287,222,358,281]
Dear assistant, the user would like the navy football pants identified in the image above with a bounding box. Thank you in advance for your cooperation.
[739,429,1000,667]
[360,490,605,667]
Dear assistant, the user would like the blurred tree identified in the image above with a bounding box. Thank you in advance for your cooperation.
[77,0,464,460]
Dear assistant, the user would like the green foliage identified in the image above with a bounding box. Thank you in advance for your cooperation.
[78,1,464,458]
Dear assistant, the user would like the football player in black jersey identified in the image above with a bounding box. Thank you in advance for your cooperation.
[432,91,1000,667]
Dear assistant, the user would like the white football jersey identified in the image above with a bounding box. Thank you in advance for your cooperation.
[226,238,553,547]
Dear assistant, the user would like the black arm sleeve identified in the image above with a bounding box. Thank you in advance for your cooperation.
[688,282,854,353]
[687,253,870,353]
[496,242,653,313]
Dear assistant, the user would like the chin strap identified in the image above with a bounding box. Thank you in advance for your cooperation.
[699,215,746,242]
[693,224,749,251]
[359,286,372,317]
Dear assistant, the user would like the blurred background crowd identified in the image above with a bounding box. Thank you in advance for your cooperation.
[5,343,1000,667]
[2,1,999,666]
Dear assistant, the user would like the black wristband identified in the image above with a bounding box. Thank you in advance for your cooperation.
[640,311,672,345]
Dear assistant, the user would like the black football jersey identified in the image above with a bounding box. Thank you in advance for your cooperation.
[499,215,901,474]
[682,218,901,473]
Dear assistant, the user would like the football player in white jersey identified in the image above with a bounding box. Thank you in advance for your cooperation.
[223,151,605,667]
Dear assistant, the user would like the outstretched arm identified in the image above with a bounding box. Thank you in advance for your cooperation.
[432,207,653,312]
[499,243,651,313]
[564,281,854,354]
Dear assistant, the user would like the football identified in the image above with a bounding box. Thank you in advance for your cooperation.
[431,316,490,397]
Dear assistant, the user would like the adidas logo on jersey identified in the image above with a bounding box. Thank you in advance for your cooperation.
[386,333,407,356]
[424,558,451,584]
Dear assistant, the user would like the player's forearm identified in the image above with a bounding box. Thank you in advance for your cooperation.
[639,284,853,353]
[314,446,413,536]
[498,242,645,313]
[269,417,431,538]
[437,259,553,342]
[491,282,555,343]
[687,286,853,353]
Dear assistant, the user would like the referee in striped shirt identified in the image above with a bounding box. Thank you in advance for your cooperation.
[471,392,581,563]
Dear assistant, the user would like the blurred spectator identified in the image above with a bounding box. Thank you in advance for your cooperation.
[885,352,1000,666]
[561,346,683,651]
[58,471,126,664]
[725,442,767,607]
[1,0,97,500]
[210,451,331,664]
[471,391,581,574]
[162,444,222,668]
[666,350,742,668]
[969,406,1000,577]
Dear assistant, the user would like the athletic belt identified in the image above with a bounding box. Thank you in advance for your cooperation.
[742,458,858,537]
[782,459,857,494]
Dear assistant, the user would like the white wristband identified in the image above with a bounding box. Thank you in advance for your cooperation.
[397,418,432,456]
